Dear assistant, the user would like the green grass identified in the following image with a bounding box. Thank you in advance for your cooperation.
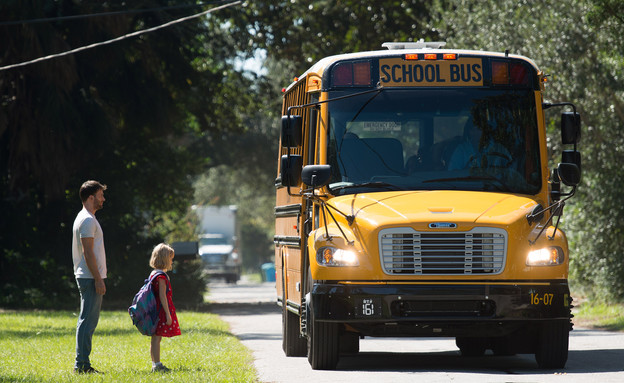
[243,273,262,284]
[0,310,257,382]
[574,302,624,331]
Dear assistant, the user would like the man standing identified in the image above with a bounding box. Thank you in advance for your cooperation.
[72,180,107,374]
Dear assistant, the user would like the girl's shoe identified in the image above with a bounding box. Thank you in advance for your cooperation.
[152,364,171,373]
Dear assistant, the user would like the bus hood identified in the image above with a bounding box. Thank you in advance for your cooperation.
[328,190,540,230]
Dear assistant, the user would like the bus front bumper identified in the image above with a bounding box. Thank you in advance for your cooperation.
[309,282,572,337]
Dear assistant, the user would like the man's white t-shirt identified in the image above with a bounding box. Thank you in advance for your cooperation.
[72,207,107,279]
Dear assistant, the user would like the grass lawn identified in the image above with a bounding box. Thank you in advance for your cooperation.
[573,301,624,331]
[0,310,257,382]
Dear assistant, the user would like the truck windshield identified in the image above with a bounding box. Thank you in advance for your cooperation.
[326,88,541,195]
[199,236,228,246]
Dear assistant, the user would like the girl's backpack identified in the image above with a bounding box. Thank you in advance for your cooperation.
[128,271,166,336]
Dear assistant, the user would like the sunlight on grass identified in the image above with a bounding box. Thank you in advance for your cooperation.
[0,310,257,382]
[574,302,624,331]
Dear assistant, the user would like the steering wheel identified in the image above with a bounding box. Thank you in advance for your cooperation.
[481,150,512,168]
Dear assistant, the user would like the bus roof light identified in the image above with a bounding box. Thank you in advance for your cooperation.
[332,61,372,87]
[353,62,371,85]
[333,63,353,86]
[492,61,509,85]
[424,53,437,60]
[405,54,418,60]
[443,53,457,60]
[510,63,529,85]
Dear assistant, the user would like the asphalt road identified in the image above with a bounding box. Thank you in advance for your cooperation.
[207,278,624,383]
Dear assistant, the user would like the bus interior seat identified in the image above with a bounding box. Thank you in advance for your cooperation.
[440,136,463,169]
[339,137,404,182]
[408,136,463,172]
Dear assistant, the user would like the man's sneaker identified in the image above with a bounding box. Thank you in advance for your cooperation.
[74,366,103,374]
[152,364,171,373]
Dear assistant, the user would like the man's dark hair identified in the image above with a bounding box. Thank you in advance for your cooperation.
[79,180,107,203]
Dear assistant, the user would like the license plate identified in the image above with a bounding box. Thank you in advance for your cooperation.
[355,297,382,318]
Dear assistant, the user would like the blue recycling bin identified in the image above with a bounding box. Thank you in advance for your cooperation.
[261,262,276,282]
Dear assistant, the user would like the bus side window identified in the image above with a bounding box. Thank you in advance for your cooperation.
[307,108,318,165]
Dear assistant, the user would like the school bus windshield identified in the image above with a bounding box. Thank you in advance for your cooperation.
[326,88,541,195]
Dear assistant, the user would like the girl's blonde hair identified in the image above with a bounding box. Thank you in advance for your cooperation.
[150,243,174,271]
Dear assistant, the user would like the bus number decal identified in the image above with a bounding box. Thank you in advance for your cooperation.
[530,292,554,306]
[362,299,375,315]
[355,297,382,317]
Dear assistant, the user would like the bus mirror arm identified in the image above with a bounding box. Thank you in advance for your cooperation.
[527,185,576,245]
[306,193,355,246]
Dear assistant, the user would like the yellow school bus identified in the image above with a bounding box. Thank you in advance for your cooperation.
[274,41,581,370]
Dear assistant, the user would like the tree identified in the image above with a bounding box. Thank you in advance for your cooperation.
[0,0,251,307]
[191,56,286,271]
[223,1,440,73]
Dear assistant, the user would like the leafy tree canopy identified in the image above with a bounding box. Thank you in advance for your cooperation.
[0,0,258,307]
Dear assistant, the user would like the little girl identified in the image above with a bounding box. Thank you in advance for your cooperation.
[148,243,181,372]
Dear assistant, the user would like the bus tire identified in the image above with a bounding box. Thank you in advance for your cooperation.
[340,332,360,354]
[490,336,516,356]
[307,311,340,370]
[456,337,487,357]
[281,263,307,357]
[535,320,569,369]
[282,305,307,357]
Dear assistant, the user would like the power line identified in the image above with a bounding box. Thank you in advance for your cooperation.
[0,1,241,72]
[0,1,228,26]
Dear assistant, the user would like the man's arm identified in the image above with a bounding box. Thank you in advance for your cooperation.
[80,237,106,295]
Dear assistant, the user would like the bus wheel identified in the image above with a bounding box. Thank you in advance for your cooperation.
[340,332,360,354]
[307,310,340,369]
[281,266,306,357]
[535,320,569,369]
[456,337,487,357]
[282,304,307,356]
[491,336,516,356]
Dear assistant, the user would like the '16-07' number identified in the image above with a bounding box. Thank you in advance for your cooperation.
[530,293,554,306]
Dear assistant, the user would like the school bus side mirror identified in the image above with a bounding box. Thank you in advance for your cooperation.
[281,115,303,147]
[562,150,581,176]
[557,162,580,187]
[280,154,303,187]
[301,165,331,189]
[561,112,581,144]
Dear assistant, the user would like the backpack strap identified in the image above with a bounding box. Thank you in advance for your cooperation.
[148,271,169,293]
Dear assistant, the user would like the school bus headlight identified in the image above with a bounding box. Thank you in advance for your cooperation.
[526,247,564,266]
[317,247,359,267]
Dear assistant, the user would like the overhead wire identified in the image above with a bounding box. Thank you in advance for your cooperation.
[0,1,241,72]
[0,1,227,26]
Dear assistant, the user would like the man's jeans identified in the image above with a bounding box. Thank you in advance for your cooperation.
[75,278,103,369]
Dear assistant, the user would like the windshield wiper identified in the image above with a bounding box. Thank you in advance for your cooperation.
[423,175,512,192]
[331,181,402,192]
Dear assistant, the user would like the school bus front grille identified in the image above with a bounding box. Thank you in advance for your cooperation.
[379,228,507,275]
